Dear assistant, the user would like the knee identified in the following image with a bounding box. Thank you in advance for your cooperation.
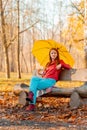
[31,76,39,82]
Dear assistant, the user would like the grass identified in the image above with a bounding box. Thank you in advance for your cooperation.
[0,72,30,92]
[0,72,84,92]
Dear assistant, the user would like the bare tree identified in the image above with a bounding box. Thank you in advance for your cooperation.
[84,0,87,67]
[17,0,21,78]
[0,0,10,78]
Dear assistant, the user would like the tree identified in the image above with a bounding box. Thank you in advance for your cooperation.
[61,0,85,68]
[17,0,21,78]
[84,0,87,67]
[70,0,87,68]
[0,0,10,78]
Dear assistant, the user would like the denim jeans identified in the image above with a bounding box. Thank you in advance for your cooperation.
[29,76,56,104]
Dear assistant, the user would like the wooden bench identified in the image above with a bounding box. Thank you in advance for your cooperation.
[13,68,87,110]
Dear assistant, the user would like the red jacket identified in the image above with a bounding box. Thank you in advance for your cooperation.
[43,60,71,81]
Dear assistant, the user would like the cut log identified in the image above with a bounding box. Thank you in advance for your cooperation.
[75,82,87,97]
[59,69,87,81]
[13,82,87,97]
[19,91,28,106]
[69,91,87,110]
[13,83,76,97]
[81,98,87,105]
[44,87,75,97]
[69,91,82,110]
[13,83,29,96]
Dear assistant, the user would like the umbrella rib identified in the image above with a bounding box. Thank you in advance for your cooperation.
[47,41,55,47]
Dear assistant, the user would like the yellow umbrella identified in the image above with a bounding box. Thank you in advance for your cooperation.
[32,39,74,67]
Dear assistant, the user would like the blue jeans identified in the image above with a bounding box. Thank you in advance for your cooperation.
[29,76,56,104]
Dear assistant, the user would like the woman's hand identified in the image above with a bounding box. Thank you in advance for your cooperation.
[56,64,62,70]
[38,69,44,75]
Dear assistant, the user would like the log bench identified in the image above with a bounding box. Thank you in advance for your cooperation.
[13,68,87,110]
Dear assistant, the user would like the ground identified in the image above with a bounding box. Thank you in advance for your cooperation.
[0,92,87,130]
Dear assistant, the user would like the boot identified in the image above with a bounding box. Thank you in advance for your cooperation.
[26,104,35,111]
[26,91,34,103]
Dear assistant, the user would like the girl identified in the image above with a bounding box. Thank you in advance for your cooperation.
[26,48,71,111]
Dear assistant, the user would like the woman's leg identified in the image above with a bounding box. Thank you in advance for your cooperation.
[29,76,43,104]
[29,76,56,104]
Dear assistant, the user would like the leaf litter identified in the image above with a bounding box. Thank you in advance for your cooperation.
[0,92,87,130]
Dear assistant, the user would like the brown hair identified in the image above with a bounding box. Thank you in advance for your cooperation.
[45,48,60,68]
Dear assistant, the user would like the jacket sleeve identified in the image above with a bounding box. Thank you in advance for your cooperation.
[60,60,71,70]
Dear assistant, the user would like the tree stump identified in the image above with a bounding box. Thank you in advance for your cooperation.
[19,91,28,106]
[69,91,82,110]
[13,83,29,96]
[75,82,87,97]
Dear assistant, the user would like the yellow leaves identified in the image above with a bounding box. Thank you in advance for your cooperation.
[0,81,17,92]
[62,15,84,52]
[68,16,84,36]
[62,0,84,53]
[55,81,84,88]
[79,0,84,9]
[0,85,13,92]
[0,72,30,92]
[0,80,84,93]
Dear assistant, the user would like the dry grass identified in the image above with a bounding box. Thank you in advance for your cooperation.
[0,72,30,92]
[0,72,84,92]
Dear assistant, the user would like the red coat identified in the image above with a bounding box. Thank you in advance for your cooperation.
[43,60,71,81]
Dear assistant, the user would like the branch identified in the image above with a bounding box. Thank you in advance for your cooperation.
[74,39,84,42]
[7,20,40,48]
[19,20,39,34]
[3,0,9,10]
[70,0,84,19]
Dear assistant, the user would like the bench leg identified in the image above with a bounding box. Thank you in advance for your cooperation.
[19,91,29,106]
[69,91,82,110]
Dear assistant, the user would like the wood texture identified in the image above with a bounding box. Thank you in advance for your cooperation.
[59,69,87,81]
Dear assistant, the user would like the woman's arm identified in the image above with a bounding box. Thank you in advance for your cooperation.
[60,60,71,69]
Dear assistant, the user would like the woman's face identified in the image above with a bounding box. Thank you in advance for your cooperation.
[50,49,58,61]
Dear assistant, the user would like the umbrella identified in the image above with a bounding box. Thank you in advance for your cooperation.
[32,39,74,67]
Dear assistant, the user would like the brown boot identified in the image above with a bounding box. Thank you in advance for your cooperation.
[26,104,35,111]
[26,91,34,103]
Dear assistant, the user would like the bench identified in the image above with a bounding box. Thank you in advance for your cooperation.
[13,68,87,110]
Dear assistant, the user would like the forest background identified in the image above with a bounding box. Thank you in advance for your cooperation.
[0,0,86,79]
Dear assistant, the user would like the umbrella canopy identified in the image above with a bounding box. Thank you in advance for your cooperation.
[32,39,74,67]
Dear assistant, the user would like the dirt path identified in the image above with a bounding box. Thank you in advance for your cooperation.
[0,120,87,130]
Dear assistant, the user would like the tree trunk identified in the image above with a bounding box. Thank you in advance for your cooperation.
[4,48,10,78]
[0,0,10,78]
[32,27,36,71]
[84,0,87,68]
[17,0,21,78]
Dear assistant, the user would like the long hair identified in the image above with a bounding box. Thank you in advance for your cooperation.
[45,48,60,68]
